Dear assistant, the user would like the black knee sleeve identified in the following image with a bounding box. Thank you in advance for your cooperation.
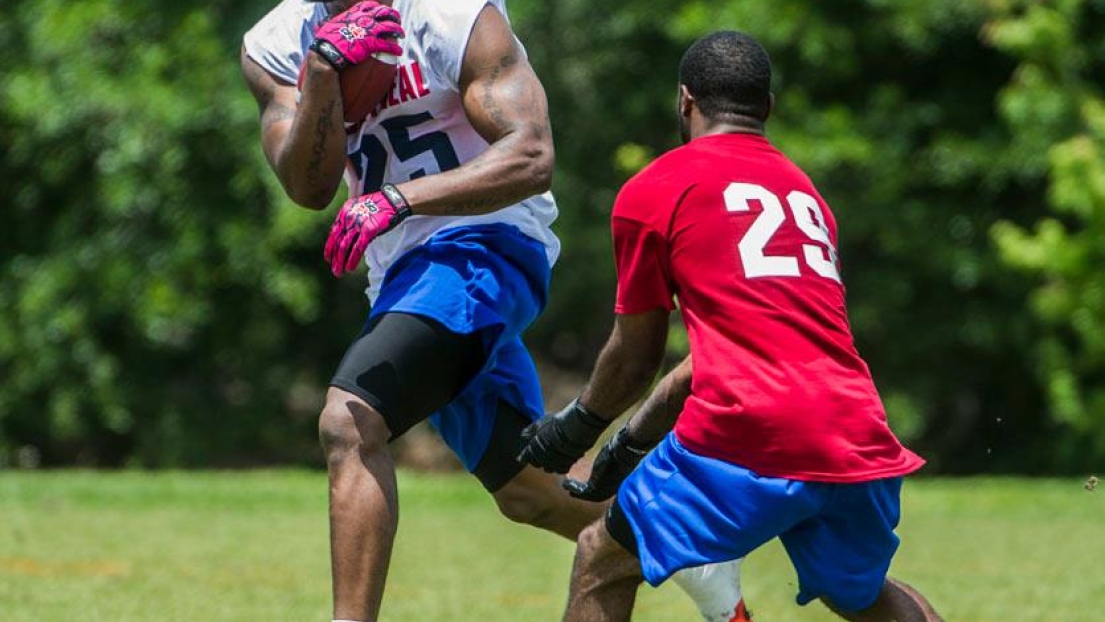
[604,498,640,557]
[472,400,532,492]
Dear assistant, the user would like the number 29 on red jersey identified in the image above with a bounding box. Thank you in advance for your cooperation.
[724,182,841,283]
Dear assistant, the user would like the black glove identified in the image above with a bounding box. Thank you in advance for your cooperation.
[517,399,610,473]
[562,427,656,501]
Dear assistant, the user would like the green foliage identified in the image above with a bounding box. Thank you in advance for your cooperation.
[0,0,1102,472]
[989,0,1105,462]
[0,0,364,466]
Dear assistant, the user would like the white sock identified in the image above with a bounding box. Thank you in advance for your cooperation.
[670,558,744,622]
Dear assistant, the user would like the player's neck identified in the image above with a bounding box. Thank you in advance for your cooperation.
[691,112,766,140]
[695,123,765,140]
[704,125,764,137]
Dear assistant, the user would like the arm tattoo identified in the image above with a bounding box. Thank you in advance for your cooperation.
[480,52,519,131]
[245,56,300,133]
[262,103,297,131]
[440,192,516,215]
[306,99,339,189]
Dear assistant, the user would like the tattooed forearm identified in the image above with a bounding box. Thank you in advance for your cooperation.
[439,191,520,215]
[305,99,339,189]
[262,102,297,130]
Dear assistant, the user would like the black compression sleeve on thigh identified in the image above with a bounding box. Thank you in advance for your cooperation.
[604,499,640,557]
[329,312,485,439]
[472,400,532,492]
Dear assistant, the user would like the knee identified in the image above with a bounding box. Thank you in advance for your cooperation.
[577,520,610,555]
[575,519,639,579]
[493,483,560,528]
[318,395,388,461]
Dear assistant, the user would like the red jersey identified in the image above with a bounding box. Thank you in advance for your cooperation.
[612,133,924,482]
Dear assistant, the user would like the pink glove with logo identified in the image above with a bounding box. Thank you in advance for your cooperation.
[324,183,412,277]
[309,1,404,71]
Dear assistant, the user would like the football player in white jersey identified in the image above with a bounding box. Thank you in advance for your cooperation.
[240,2,746,621]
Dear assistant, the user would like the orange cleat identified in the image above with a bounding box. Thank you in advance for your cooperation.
[729,598,754,622]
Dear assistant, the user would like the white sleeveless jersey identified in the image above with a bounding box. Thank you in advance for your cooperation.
[244,0,560,302]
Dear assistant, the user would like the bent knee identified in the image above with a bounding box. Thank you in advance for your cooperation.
[575,519,640,580]
[493,485,560,528]
[577,519,610,551]
[318,392,389,459]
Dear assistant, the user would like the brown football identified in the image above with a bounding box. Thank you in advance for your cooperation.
[340,55,398,123]
[297,56,398,124]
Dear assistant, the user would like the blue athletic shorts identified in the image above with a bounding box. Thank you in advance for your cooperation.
[368,223,549,471]
[617,433,903,612]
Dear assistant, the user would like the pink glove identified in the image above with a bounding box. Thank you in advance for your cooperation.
[324,184,412,277]
[309,1,404,71]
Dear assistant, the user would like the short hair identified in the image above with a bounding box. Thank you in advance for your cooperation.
[678,31,772,122]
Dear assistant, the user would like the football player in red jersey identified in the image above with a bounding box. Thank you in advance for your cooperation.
[519,30,943,622]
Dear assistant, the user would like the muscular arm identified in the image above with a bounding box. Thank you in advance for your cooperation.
[396,4,553,216]
[579,309,671,422]
[625,355,691,446]
[240,47,347,210]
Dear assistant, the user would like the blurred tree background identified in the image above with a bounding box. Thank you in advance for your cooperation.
[0,0,1102,473]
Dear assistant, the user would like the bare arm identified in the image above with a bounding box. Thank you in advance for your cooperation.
[240,47,347,210]
[625,355,691,445]
[396,4,554,216]
[555,351,688,501]
[579,309,671,422]
[516,309,670,475]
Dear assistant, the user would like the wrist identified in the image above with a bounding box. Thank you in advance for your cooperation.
[554,398,612,449]
[569,398,610,430]
[615,426,658,456]
[309,39,348,71]
[306,49,338,72]
[380,183,412,220]
[623,420,664,451]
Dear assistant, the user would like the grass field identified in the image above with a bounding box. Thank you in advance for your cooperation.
[0,470,1101,622]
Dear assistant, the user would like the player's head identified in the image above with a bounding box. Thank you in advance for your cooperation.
[677,31,773,143]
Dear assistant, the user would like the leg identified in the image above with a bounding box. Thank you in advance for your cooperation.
[478,411,746,622]
[492,463,746,622]
[319,388,398,622]
[441,340,744,619]
[823,577,943,622]
[671,560,750,622]
[479,416,744,621]
[457,398,606,539]
[325,312,487,620]
[562,519,643,622]
[491,461,606,539]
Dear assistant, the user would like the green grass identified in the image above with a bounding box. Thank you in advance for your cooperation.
[0,471,1101,621]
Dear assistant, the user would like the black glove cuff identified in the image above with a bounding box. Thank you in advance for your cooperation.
[309,39,349,71]
[380,183,412,220]
[570,399,610,430]
[610,427,657,464]
[555,398,612,448]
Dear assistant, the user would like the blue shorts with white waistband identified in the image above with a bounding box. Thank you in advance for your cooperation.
[330,223,550,488]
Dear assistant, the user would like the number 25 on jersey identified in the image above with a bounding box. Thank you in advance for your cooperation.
[724,182,841,283]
